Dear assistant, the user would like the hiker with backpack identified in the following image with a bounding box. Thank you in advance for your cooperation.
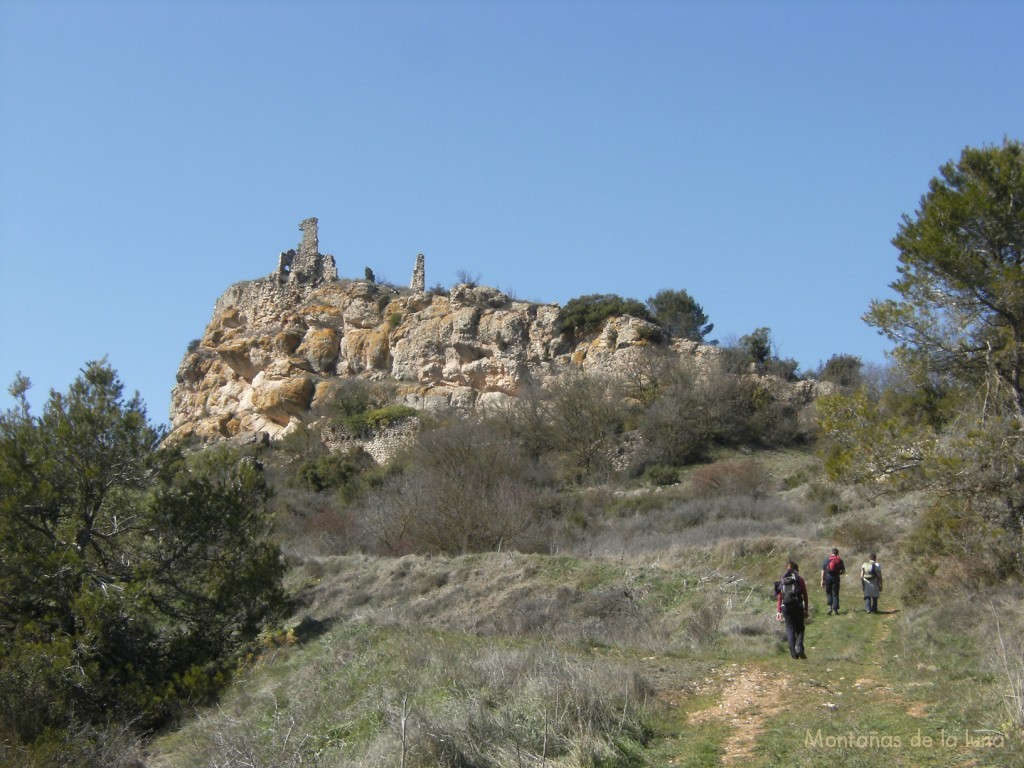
[776,559,809,659]
[861,553,883,613]
[820,547,846,615]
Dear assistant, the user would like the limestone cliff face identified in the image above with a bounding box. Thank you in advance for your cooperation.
[169,219,666,443]
[169,218,824,445]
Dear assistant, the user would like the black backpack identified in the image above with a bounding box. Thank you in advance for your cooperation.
[779,572,802,608]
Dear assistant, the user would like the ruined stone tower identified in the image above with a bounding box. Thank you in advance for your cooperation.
[410,253,426,292]
[276,217,338,286]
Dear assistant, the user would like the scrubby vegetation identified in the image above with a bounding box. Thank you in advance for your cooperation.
[560,293,656,339]
[0,363,286,764]
[4,140,1024,766]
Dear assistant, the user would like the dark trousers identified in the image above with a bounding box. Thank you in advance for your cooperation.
[782,604,805,658]
[824,575,840,613]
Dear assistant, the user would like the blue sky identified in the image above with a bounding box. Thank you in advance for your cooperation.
[1,0,1021,427]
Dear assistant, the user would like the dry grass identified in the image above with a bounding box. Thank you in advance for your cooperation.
[556,492,818,560]
[145,448,1024,766]
[688,458,772,499]
[172,627,654,768]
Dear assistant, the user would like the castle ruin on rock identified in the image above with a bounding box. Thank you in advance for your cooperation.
[276,217,339,286]
[169,216,821,452]
[173,216,578,445]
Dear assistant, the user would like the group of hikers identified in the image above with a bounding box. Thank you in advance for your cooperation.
[774,549,884,660]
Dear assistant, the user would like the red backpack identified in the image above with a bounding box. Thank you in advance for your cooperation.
[827,555,845,576]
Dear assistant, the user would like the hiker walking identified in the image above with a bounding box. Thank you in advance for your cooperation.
[861,553,883,613]
[820,547,846,615]
[776,559,809,659]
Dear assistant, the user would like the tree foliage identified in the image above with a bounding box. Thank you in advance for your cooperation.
[828,142,1024,580]
[816,388,932,484]
[0,362,286,746]
[817,354,864,389]
[646,288,714,342]
[739,327,773,366]
[865,139,1024,416]
[560,294,654,339]
[720,327,799,380]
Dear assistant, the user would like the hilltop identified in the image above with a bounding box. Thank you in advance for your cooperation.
[148,217,1022,766]
[6,188,1024,766]
[169,217,821,450]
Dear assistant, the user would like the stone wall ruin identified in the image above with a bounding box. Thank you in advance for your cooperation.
[410,253,426,292]
[275,217,338,286]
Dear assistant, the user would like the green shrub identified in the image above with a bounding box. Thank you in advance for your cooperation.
[645,464,679,486]
[331,379,380,418]
[646,287,714,342]
[719,345,754,374]
[0,719,144,768]
[817,353,864,388]
[636,323,665,343]
[904,499,1018,587]
[560,293,654,338]
[290,446,376,499]
[341,404,417,438]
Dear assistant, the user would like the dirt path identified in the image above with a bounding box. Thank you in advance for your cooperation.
[688,663,792,765]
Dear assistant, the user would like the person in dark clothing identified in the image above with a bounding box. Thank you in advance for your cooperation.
[820,547,846,615]
[776,560,809,659]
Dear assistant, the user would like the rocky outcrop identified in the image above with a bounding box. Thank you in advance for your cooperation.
[169,218,825,447]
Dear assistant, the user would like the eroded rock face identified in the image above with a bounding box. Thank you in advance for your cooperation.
[170,271,601,442]
[168,219,824,447]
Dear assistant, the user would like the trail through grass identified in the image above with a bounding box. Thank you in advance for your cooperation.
[145,544,1023,768]
[651,581,1022,767]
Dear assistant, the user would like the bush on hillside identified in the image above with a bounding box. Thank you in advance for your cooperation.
[560,293,655,339]
[817,353,864,389]
[637,375,715,465]
[330,378,395,419]
[645,464,679,486]
[544,369,627,482]
[689,459,771,499]
[719,327,799,381]
[616,345,678,406]
[340,404,418,439]
[356,419,557,555]
[290,445,376,499]
[491,370,628,483]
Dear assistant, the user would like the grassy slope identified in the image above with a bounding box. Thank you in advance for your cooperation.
[146,450,1024,768]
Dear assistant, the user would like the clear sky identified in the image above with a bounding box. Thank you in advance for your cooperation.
[1,0,1021,427]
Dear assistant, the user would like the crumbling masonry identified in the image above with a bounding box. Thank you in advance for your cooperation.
[276,217,339,286]
[410,253,426,292]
